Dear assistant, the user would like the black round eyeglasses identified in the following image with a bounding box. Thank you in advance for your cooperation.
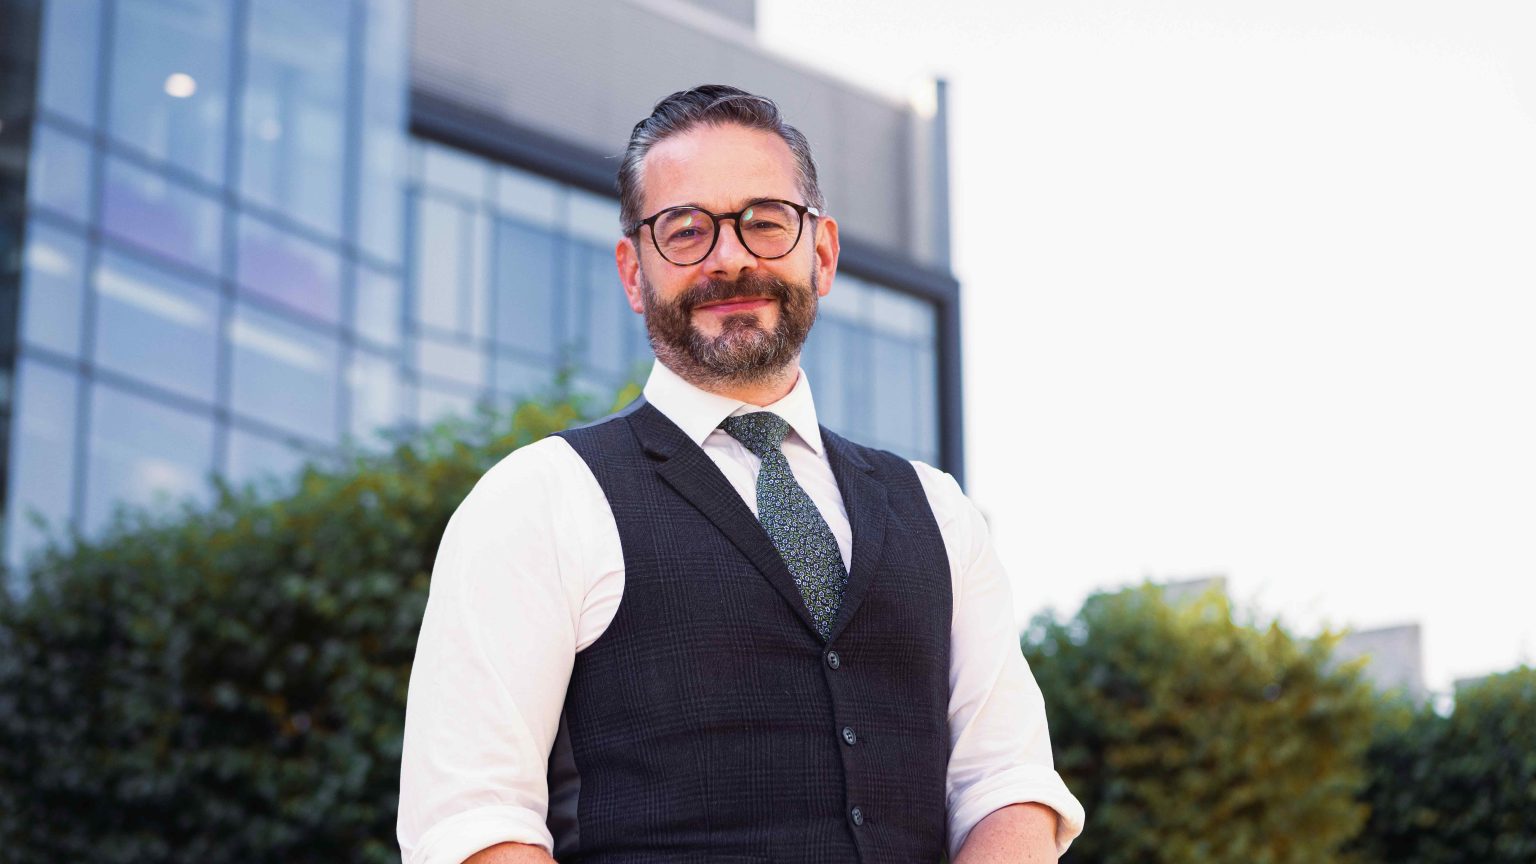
[627,199,821,266]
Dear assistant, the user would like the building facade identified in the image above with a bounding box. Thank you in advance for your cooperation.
[0,0,960,577]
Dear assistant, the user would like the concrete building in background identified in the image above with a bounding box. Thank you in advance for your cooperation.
[1335,623,1426,701]
[0,0,959,577]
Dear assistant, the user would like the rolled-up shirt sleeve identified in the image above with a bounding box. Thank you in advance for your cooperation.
[913,463,1086,861]
[398,438,603,864]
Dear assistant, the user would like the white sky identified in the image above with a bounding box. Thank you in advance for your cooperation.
[759,0,1536,693]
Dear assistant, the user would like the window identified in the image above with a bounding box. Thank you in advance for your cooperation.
[228,301,340,444]
[93,250,220,404]
[84,381,216,534]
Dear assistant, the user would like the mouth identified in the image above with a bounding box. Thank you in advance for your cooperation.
[693,296,775,315]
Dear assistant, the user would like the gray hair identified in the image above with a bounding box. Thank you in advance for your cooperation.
[619,84,826,233]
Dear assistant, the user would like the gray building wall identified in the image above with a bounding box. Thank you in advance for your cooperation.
[410,0,950,267]
[1335,623,1426,700]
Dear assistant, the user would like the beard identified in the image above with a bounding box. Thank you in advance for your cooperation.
[639,267,819,391]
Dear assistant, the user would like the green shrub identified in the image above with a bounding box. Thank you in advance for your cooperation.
[0,392,610,863]
[1023,585,1378,864]
[1352,665,1536,864]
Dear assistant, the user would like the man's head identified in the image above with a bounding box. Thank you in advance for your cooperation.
[615,85,839,394]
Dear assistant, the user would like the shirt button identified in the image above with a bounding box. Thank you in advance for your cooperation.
[850,806,865,826]
[825,650,841,670]
[841,725,857,746]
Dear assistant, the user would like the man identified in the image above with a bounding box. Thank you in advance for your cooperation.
[398,85,1083,864]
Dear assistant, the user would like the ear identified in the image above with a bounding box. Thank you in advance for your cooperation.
[811,214,839,298]
[616,235,645,314]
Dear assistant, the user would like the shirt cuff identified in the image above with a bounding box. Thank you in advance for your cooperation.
[404,804,553,864]
[947,764,1086,860]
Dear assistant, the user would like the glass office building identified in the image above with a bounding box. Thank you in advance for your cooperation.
[0,0,961,577]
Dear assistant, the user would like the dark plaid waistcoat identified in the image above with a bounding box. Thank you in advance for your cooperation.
[550,400,952,864]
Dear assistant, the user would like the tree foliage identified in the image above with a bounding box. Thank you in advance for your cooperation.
[1023,585,1378,864]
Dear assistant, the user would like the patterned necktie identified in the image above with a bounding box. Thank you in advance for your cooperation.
[720,412,848,640]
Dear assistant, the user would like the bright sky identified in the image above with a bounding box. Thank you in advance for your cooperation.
[759,0,1536,693]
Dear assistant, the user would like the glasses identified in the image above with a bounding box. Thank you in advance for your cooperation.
[629,199,821,266]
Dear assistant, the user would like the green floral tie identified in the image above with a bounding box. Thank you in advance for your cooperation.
[720,412,848,639]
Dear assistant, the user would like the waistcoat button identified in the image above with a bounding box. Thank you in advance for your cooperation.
[850,806,865,826]
[841,725,857,746]
[826,650,841,669]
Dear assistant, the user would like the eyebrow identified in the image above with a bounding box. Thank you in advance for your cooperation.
[659,196,788,213]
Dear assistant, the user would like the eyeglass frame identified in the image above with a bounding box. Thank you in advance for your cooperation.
[625,198,823,266]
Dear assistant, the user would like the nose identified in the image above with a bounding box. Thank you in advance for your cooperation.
[700,216,758,279]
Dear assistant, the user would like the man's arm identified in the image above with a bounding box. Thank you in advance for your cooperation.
[463,842,558,863]
[953,803,1060,864]
[399,438,611,863]
[911,463,1085,861]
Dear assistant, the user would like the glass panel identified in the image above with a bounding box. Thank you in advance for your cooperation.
[492,353,554,401]
[493,220,558,357]
[415,334,486,391]
[912,342,938,464]
[412,194,465,332]
[109,0,231,183]
[870,333,918,455]
[354,265,402,349]
[4,359,79,575]
[566,190,618,246]
[345,347,402,448]
[240,0,350,236]
[468,208,492,340]
[421,142,488,200]
[19,222,87,358]
[576,242,630,376]
[83,380,215,534]
[93,250,220,403]
[228,301,340,444]
[225,425,309,494]
[37,0,102,127]
[867,288,935,339]
[820,273,867,322]
[236,214,343,325]
[27,124,93,222]
[494,165,561,229]
[416,385,475,428]
[356,0,410,263]
[102,156,223,274]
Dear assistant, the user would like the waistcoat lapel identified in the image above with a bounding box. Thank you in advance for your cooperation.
[821,427,890,643]
[626,401,825,640]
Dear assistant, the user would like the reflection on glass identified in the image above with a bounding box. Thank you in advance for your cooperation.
[109,0,230,183]
[4,359,79,576]
[241,0,349,236]
[421,142,487,200]
[346,347,401,447]
[493,220,558,356]
[37,0,102,127]
[20,223,87,358]
[492,353,551,401]
[84,381,215,534]
[237,214,343,324]
[354,265,403,348]
[357,0,411,263]
[102,156,223,274]
[494,164,561,228]
[576,243,631,375]
[414,195,466,333]
[229,302,340,444]
[226,425,309,495]
[871,333,918,454]
[416,335,486,391]
[416,385,475,429]
[93,250,220,403]
[27,124,94,222]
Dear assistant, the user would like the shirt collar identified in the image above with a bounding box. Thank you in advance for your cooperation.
[642,360,825,456]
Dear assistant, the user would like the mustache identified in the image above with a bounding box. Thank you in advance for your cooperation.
[680,274,793,313]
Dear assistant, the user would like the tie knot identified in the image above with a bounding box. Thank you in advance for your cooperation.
[720,412,791,458]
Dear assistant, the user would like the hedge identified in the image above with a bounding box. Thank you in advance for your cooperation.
[0,390,612,863]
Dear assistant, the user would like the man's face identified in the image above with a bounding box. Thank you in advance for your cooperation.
[616,123,839,390]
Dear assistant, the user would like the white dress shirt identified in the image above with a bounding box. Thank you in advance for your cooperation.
[398,361,1085,864]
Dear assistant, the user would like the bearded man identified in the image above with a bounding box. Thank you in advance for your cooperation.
[398,85,1084,864]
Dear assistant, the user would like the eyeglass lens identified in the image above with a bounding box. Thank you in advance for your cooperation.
[654,201,801,264]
